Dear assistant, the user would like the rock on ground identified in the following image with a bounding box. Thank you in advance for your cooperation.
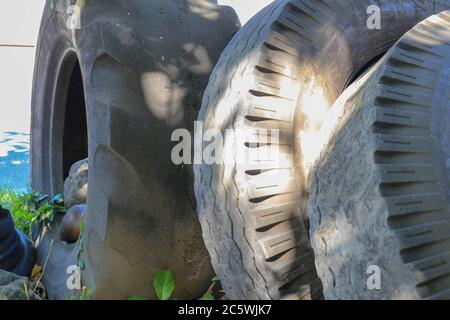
[63,158,88,208]
[0,269,41,300]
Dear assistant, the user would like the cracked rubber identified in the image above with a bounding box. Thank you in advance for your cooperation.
[309,11,450,300]
[31,0,239,299]
[194,0,449,300]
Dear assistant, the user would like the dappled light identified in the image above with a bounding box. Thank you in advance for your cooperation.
[141,71,187,126]
[187,0,223,21]
[1,0,450,304]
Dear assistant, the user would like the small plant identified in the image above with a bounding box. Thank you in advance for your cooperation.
[129,272,221,301]
[200,276,220,300]
[0,187,18,206]
[128,270,176,300]
[0,187,66,237]
[154,270,175,300]
[67,288,93,300]
[76,221,86,270]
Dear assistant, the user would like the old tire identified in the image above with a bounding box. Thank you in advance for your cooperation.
[194,0,449,299]
[309,11,450,300]
[31,0,239,299]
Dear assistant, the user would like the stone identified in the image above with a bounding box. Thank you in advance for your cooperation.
[35,214,79,300]
[0,269,41,300]
[59,205,86,243]
[63,159,88,208]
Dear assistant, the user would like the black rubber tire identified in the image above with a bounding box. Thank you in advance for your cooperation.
[194,0,450,300]
[308,11,450,300]
[31,0,239,299]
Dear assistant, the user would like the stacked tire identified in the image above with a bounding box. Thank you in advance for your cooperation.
[30,0,450,300]
[309,10,450,300]
[194,0,450,300]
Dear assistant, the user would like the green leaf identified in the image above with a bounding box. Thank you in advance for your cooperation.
[77,259,85,270]
[36,204,50,214]
[79,221,86,234]
[51,194,64,204]
[36,194,48,205]
[153,270,175,300]
[200,292,214,300]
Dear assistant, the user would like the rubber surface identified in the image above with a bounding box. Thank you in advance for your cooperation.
[31,0,239,299]
[309,11,450,299]
[194,0,449,299]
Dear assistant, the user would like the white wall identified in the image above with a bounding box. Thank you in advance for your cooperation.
[0,0,45,133]
[0,0,273,133]
[218,0,274,25]
[0,0,45,190]
[0,0,44,45]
